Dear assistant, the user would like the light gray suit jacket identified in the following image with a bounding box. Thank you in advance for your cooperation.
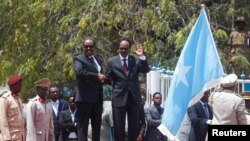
[144,105,167,141]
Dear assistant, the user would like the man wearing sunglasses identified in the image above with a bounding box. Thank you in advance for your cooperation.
[73,37,105,141]
[105,37,150,141]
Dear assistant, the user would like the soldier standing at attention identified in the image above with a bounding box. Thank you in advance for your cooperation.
[228,16,250,73]
[26,78,55,141]
[0,74,25,141]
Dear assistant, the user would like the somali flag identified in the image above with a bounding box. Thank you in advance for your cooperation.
[158,6,224,140]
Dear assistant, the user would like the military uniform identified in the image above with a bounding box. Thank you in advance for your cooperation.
[228,16,250,74]
[210,74,247,125]
[0,91,25,141]
[26,96,55,141]
[228,30,247,55]
[211,90,247,125]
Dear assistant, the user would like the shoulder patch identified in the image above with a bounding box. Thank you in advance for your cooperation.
[235,93,243,98]
[0,91,10,98]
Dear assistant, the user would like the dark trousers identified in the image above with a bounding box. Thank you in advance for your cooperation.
[55,134,59,141]
[76,101,103,141]
[113,93,140,141]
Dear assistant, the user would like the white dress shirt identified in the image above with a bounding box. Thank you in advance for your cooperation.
[51,100,59,117]
[90,55,101,73]
[68,109,77,139]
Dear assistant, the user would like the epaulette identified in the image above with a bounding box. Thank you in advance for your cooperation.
[29,96,38,102]
[235,93,243,98]
[0,91,10,99]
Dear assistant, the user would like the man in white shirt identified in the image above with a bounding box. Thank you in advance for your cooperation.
[50,86,69,141]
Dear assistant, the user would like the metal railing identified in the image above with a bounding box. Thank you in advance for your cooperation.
[146,70,250,107]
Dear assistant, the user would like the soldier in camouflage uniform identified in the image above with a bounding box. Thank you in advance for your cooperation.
[228,16,250,74]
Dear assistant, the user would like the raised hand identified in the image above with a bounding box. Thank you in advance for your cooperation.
[135,44,144,56]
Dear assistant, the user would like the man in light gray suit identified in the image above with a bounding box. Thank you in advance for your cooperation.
[144,92,167,141]
[105,37,150,141]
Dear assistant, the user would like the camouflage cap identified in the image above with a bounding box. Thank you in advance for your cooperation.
[235,16,246,24]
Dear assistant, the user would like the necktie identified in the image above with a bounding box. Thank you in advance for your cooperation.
[89,56,97,70]
[123,58,128,75]
[203,103,209,119]
[157,107,162,115]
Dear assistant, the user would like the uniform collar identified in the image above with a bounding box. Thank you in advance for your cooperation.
[11,92,18,97]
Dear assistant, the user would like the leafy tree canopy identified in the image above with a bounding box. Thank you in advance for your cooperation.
[1,0,250,101]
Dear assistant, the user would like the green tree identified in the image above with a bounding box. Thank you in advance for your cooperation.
[1,0,250,101]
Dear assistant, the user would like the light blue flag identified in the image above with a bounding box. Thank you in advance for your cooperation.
[158,6,224,140]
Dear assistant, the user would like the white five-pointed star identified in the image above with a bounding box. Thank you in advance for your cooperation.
[175,61,191,87]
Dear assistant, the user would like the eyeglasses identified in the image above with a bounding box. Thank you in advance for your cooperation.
[84,45,94,48]
[120,48,128,51]
[51,91,58,93]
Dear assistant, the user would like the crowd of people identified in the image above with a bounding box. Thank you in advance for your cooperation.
[1,37,250,141]
[0,37,153,141]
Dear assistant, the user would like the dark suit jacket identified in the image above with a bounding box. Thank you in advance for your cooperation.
[187,102,213,141]
[144,105,167,141]
[73,54,103,103]
[53,99,69,138]
[106,55,150,107]
[58,109,77,141]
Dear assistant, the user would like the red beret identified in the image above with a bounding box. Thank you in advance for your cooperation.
[8,74,22,86]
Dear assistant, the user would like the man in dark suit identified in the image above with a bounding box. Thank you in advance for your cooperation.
[144,92,167,141]
[73,37,105,141]
[187,90,213,141]
[50,86,69,141]
[105,37,150,141]
[59,97,77,141]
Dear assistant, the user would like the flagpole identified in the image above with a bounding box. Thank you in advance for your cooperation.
[159,3,224,140]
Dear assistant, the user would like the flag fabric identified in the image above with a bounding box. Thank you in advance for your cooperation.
[158,6,224,140]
